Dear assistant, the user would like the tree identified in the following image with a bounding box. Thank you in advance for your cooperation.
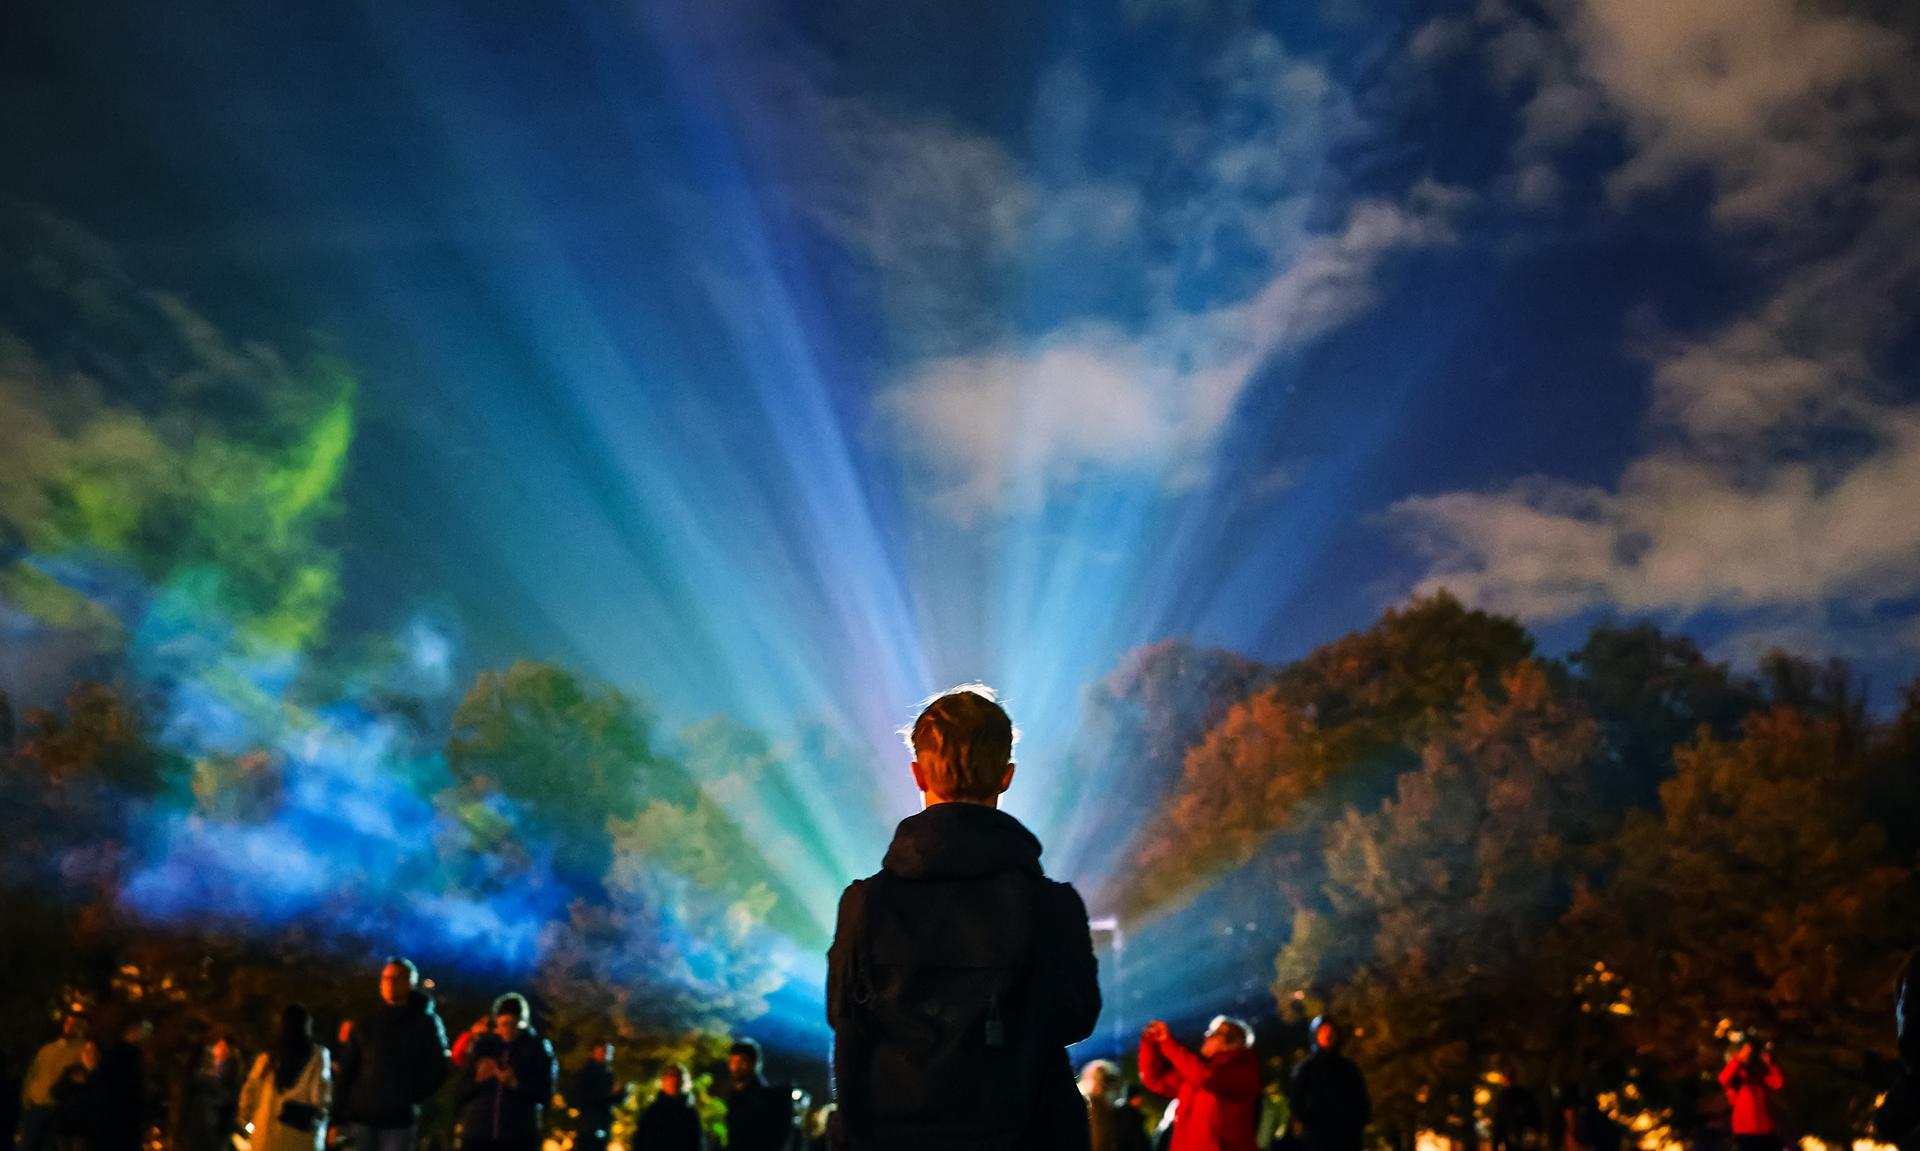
[1121,593,1535,921]
[1571,623,1761,813]
[446,661,684,894]
[1567,708,1913,1140]
[1275,662,1600,1146]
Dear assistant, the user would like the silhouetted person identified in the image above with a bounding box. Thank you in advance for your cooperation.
[19,1009,88,1151]
[635,1064,705,1151]
[1288,1018,1368,1151]
[88,1014,150,1151]
[48,1040,98,1151]
[185,1034,244,1151]
[1877,950,1919,1151]
[338,958,451,1151]
[827,685,1102,1150]
[1,1048,21,1151]
[1138,1017,1261,1151]
[455,993,555,1151]
[1719,1039,1784,1151]
[721,1039,796,1151]
[1492,1081,1545,1151]
[572,1042,629,1151]
[238,1005,332,1151]
[1081,1061,1150,1151]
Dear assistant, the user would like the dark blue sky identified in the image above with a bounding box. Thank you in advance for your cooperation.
[6,0,1920,759]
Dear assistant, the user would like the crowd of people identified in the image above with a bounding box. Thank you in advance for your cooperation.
[3,958,824,1151]
[8,687,1917,1151]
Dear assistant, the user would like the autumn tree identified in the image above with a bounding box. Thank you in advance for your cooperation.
[1122,593,1534,920]
[446,661,685,894]
[1569,707,1915,1140]
[1275,662,1600,1146]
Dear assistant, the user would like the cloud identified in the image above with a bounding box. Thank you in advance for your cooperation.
[1390,0,1920,637]
[844,30,1453,515]
[1473,0,1914,222]
[882,186,1466,516]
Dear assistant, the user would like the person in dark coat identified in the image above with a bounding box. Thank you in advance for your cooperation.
[338,958,452,1151]
[1288,1018,1369,1151]
[48,1041,98,1151]
[1,1048,23,1151]
[455,993,556,1151]
[1876,950,1920,1151]
[88,1017,151,1151]
[635,1064,705,1151]
[720,1040,795,1151]
[826,686,1102,1151]
[184,1034,244,1151]
[571,1042,629,1151]
[1492,1081,1546,1151]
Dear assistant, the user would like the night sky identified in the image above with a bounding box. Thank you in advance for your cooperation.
[5,0,1920,1023]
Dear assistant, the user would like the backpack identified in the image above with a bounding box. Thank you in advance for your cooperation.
[833,867,1060,1151]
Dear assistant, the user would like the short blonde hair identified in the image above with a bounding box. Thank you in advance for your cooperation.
[905,685,1018,802]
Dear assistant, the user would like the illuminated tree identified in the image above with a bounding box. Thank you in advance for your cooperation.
[1122,593,1534,919]
[446,661,683,894]
[1275,662,1600,1146]
[1571,707,1915,1140]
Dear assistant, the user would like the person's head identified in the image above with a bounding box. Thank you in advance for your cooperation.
[279,1005,313,1050]
[80,1040,100,1071]
[1079,1059,1122,1103]
[591,1041,613,1064]
[905,685,1018,807]
[661,1063,690,1097]
[62,1008,88,1040]
[491,993,530,1039]
[211,1033,236,1062]
[379,957,419,1006]
[728,1038,763,1083]
[1310,1015,1340,1051]
[1203,1015,1254,1058]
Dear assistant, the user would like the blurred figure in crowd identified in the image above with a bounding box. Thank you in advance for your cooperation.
[456,993,555,1151]
[1876,950,1919,1151]
[570,1041,628,1151]
[185,1032,243,1151]
[1139,1017,1261,1151]
[337,958,450,1151]
[721,1039,797,1151]
[1289,1017,1369,1151]
[1719,1037,1785,1151]
[1081,1060,1150,1151]
[17,1009,87,1151]
[634,1063,704,1151]
[238,1005,331,1151]
[47,1040,97,1151]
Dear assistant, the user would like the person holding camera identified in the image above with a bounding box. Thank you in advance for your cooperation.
[1718,1037,1785,1151]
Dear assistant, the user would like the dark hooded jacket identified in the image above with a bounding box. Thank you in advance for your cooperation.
[456,1027,557,1143]
[1877,950,1920,1151]
[827,802,1101,1151]
[340,990,452,1126]
[635,1091,706,1151]
[1289,1047,1370,1151]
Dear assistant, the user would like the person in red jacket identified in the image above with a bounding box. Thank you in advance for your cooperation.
[1139,1016,1262,1151]
[1719,1039,1786,1151]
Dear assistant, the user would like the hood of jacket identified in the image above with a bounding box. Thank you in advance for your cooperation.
[880,802,1045,881]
